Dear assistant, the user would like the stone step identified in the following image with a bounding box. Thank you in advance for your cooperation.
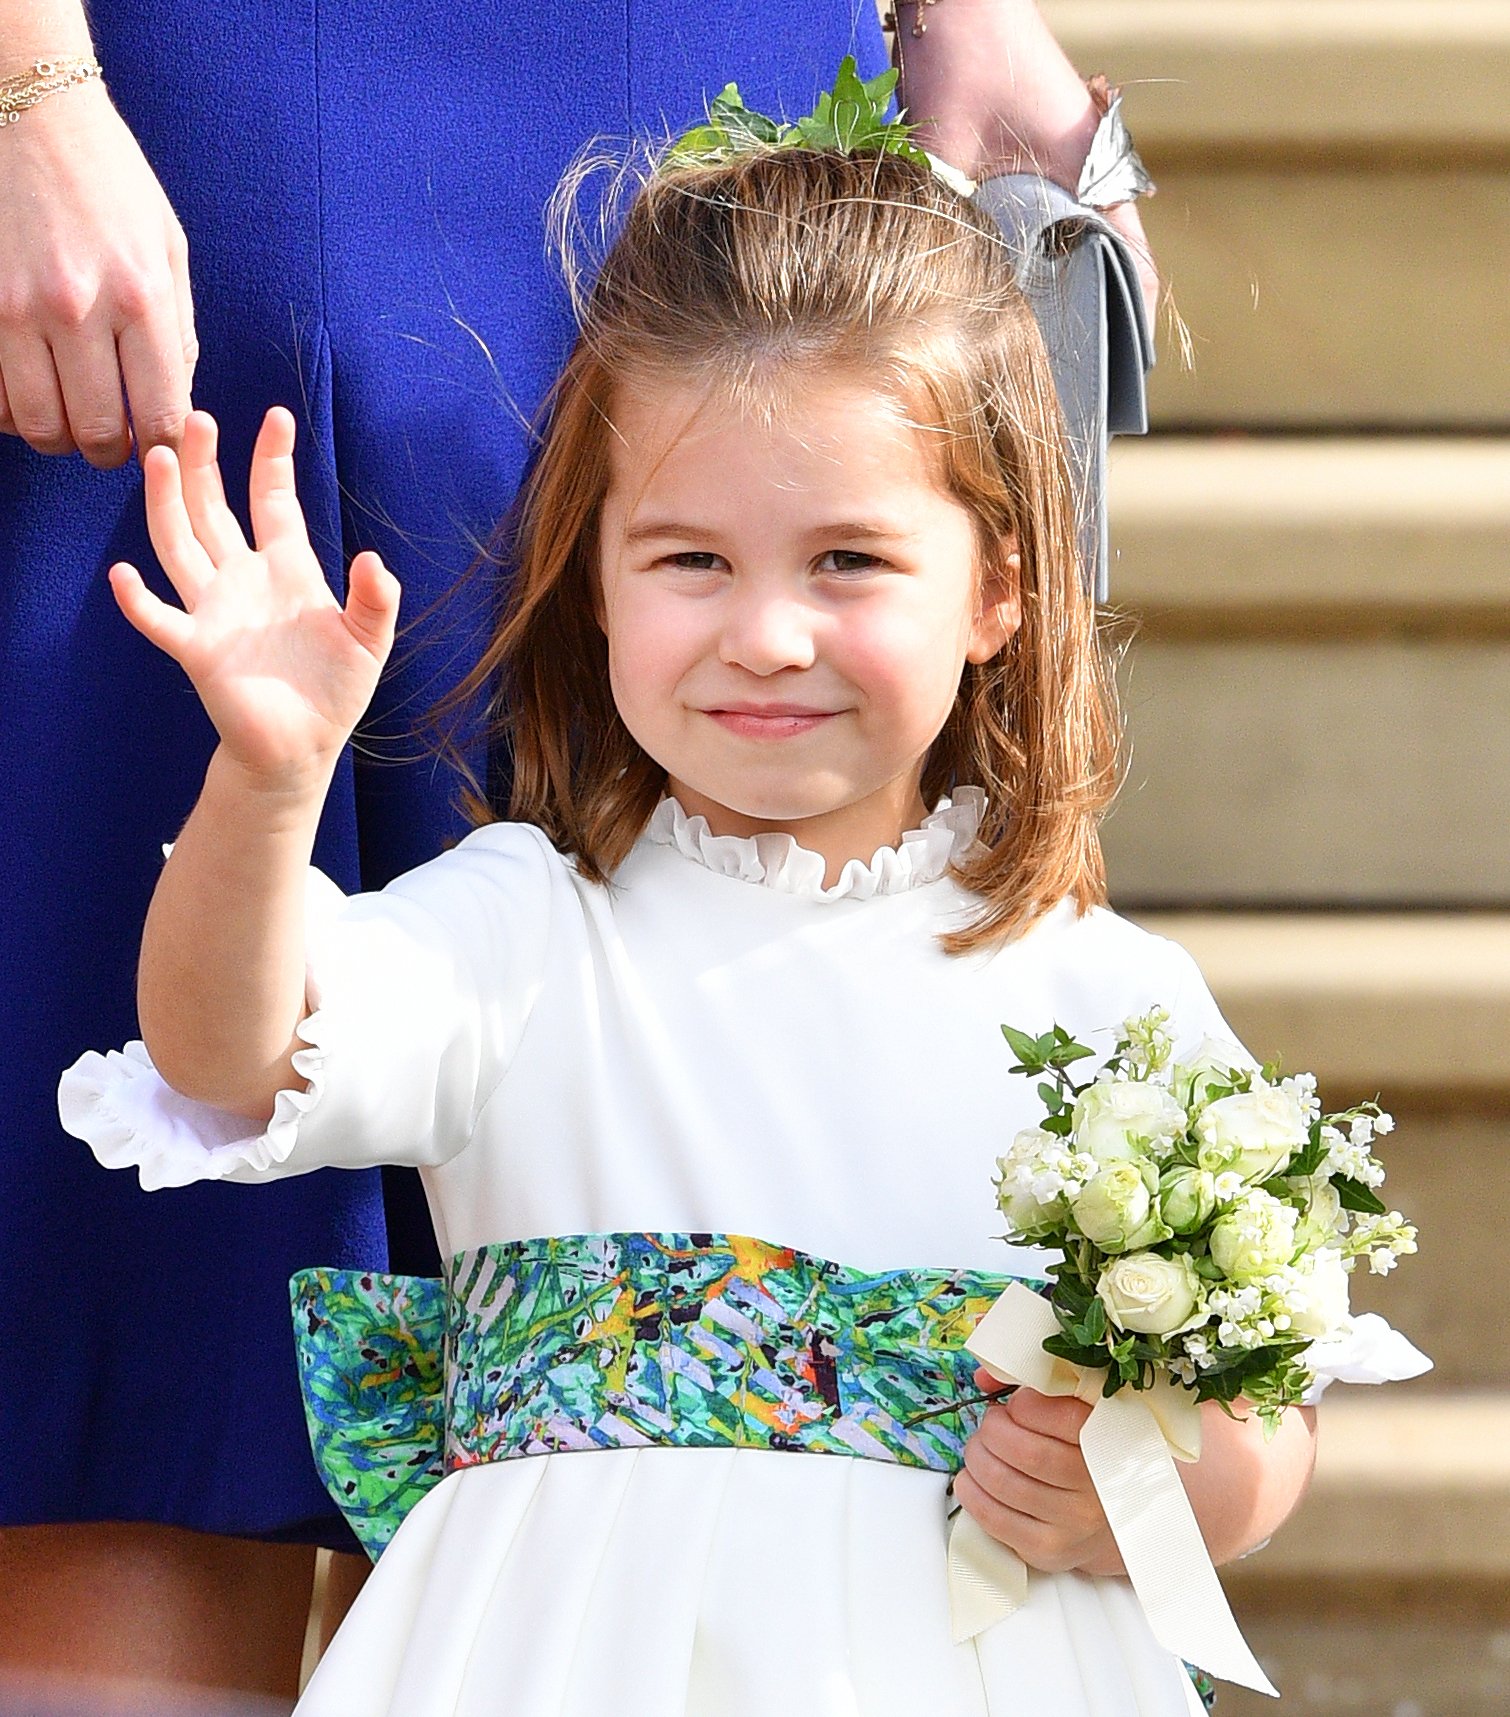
[1106,437,1510,634]
[1102,624,1510,902]
[1100,437,1509,906]
[1037,2,1510,426]
[1043,1,1510,154]
[1133,912,1510,1094]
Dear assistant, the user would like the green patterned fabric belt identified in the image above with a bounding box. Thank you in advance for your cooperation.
[291,1231,1028,1560]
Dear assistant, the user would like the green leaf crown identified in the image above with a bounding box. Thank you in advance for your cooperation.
[663,55,936,177]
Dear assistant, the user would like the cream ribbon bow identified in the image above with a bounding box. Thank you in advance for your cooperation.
[947,1282,1278,1697]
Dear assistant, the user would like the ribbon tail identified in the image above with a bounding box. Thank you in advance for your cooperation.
[947,1510,1029,1643]
[1082,1394,1278,1697]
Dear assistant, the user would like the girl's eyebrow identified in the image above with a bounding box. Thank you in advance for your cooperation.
[623,518,915,544]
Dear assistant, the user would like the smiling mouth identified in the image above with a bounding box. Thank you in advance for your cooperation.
[701,706,840,739]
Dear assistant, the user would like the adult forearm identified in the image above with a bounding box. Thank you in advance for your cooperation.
[1183,1403,1318,1567]
[0,0,93,70]
[892,0,1098,187]
[138,746,330,1121]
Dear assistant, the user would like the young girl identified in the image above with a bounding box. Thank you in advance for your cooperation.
[59,138,1336,1716]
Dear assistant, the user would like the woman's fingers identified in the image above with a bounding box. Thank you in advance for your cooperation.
[247,406,310,552]
[343,551,400,660]
[141,443,217,605]
[0,330,74,455]
[178,410,246,561]
[116,291,193,453]
[53,326,132,469]
[108,561,194,660]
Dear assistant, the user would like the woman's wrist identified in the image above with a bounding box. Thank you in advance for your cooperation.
[891,0,1101,189]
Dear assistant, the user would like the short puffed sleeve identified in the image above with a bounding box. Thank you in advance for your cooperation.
[58,821,562,1189]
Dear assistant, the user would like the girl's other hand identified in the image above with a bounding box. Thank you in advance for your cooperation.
[109,407,400,792]
[955,1381,1124,1577]
[0,77,197,465]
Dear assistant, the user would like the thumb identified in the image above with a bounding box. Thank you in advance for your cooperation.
[343,550,400,660]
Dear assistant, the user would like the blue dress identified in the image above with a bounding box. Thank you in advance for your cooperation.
[1,1,886,1545]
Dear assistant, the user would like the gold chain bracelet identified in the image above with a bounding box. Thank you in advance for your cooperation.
[0,55,103,126]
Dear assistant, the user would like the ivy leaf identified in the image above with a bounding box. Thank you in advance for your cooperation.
[1044,1334,1106,1370]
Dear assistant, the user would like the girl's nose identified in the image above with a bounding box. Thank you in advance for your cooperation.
[718,588,818,675]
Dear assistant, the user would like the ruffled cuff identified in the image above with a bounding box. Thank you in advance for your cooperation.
[58,1012,331,1193]
[57,864,349,1192]
[1301,1311,1432,1405]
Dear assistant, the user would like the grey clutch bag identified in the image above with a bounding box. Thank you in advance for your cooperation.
[973,175,1154,603]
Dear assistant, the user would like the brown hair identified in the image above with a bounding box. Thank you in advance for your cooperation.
[441,145,1122,954]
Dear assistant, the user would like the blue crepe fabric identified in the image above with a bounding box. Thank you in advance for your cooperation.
[1,1,887,1545]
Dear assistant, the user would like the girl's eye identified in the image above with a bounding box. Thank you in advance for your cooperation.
[663,552,726,572]
[819,550,883,576]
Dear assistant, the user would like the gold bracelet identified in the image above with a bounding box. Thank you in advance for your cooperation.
[883,0,942,38]
[0,55,103,126]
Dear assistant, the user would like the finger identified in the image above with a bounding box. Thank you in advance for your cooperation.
[977,1404,1087,1488]
[954,1471,1085,1574]
[963,1435,1076,1525]
[343,550,401,660]
[0,332,76,455]
[141,443,217,604]
[247,406,310,552]
[167,219,199,389]
[178,410,246,561]
[117,296,192,453]
[52,324,132,469]
[108,561,194,660]
[1005,1389,1092,1447]
[972,1366,1013,1396]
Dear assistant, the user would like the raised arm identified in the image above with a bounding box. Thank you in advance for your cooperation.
[1,0,197,461]
[114,408,399,1119]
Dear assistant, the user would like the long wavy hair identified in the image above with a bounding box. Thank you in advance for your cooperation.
[437,145,1122,954]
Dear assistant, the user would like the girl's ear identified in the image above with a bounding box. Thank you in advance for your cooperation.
[966,546,1023,665]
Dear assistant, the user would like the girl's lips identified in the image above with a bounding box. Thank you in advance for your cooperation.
[702,707,839,740]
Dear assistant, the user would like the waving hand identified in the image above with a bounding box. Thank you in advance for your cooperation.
[110,407,399,788]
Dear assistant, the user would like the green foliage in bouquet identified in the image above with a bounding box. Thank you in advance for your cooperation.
[995,1012,1418,1433]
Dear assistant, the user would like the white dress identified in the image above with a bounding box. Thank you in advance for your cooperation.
[59,794,1418,1717]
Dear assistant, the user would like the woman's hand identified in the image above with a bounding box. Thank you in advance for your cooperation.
[110,407,400,791]
[956,1385,1124,1576]
[0,76,196,464]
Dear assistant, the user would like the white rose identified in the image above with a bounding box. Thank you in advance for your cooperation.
[1000,1182,1066,1241]
[1073,1080,1187,1164]
[1288,1174,1344,1253]
[1284,1248,1353,1339]
[1172,1036,1249,1112]
[1097,1251,1205,1337]
[1195,1086,1309,1184]
[1159,1166,1218,1235]
[1209,1192,1301,1282]
[1071,1162,1167,1253]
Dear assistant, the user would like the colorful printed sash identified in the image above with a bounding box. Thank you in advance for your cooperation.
[291,1231,1024,1560]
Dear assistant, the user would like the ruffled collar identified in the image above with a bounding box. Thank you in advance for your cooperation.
[643,787,986,902]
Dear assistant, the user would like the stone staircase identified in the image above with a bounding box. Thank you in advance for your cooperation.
[1041,3,1510,1712]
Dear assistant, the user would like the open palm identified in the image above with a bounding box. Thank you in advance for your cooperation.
[110,407,400,785]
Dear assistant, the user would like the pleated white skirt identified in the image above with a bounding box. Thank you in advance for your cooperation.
[300,1448,1208,1717]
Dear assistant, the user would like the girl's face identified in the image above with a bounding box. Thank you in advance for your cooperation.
[596,370,1020,875]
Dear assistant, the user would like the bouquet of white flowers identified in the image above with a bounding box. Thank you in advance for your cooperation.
[994,1009,1418,1434]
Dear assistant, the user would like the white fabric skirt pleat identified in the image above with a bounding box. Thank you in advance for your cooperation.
[296,1449,1207,1717]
